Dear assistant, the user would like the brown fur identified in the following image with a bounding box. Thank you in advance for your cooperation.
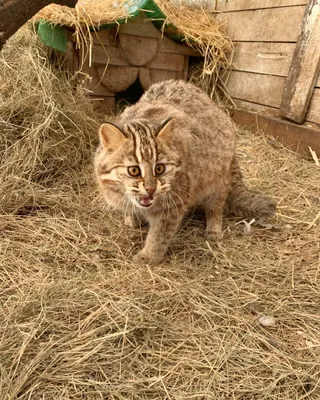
[94,80,276,264]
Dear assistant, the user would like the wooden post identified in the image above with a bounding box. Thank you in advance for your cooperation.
[0,0,78,51]
[280,0,320,123]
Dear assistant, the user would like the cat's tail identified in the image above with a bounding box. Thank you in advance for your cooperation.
[225,156,276,220]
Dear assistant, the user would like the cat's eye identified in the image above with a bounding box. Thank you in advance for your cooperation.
[128,166,141,177]
[155,163,165,175]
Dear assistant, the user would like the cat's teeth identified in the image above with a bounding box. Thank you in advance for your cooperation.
[139,195,153,207]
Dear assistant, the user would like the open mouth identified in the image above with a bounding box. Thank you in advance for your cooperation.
[138,195,154,208]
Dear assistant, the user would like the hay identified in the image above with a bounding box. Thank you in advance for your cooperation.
[35,0,232,100]
[1,27,320,400]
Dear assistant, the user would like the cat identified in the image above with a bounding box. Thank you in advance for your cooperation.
[94,80,276,265]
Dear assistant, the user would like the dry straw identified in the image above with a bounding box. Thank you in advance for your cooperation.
[1,26,320,400]
[36,0,233,101]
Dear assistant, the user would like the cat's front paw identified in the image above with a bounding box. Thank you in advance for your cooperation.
[204,229,223,242]
[132,250,163,266]
[125,215,147,229]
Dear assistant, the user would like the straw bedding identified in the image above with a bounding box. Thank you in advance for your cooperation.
[0,27,320,399]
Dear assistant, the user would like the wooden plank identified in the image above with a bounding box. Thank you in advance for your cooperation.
[149,69,180,84]
[232,42,296,76]
[232,109,320,158]
[234,99,281,118]
[280,0,320,123]
[226,71,285,107]
[146,53,185,72]
[216,0,307,11]
[159,35,200,56]
[234,89,320,125]
[306,88,320,124]
[216,6,305,41]
[92,45,129,67]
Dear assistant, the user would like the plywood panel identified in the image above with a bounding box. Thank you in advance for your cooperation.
[226,71,285,107]
[216,6,305,41]
[216,0,307,11]
[232,42,295,76]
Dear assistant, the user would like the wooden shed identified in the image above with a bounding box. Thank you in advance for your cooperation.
[214,0,320,157]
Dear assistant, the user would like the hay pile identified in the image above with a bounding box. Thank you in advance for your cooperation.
[1,27,320,400]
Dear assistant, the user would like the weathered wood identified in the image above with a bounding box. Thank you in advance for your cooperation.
[226,71,285,107]
[234,89,320,125]
[280,0,320,123]
[234,99,281,118]
[182,56,189,81]
[217,6,305,41]
[119,33,159,66]
[232,42,296,76]
[92,45,129,67]
[216,0,307,11]
[0,0,78,50]
[306,88,320,124]
[149,69,180,84]
[232,110,320,158]
[96,66,139,93]
[139,67,152,91]
[146,53,185,72]
[232,42,320,85]
[158,36,200,56]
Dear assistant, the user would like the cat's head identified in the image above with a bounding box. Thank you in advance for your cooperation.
[95,119,180,209]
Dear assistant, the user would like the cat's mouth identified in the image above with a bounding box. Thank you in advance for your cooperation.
[138,194,154,208]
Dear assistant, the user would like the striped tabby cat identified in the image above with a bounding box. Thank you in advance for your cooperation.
[95,80,275,264]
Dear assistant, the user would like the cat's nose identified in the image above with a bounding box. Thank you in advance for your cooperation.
[145,185,156,195]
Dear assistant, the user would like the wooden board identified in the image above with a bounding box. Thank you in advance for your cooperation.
[306,88,320,125]
[280,0,320,123]
[216,0,307,11]
[216,6,305,41]
[226,71,285,107]
[232,109,320,158]
[233,99,281,118]
[146,53,185,72]
[233,90,320,125]
[232,42,296,76]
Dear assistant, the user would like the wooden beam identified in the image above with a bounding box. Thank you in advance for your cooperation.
[216,0,307,11]
[280,0,320,123]
[232,109,320,158]
[216,6,305,42]
[0,0,78,50]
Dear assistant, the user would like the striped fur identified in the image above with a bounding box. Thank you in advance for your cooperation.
[95,80,276,264]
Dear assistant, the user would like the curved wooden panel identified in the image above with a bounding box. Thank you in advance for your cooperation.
[119,33,159,66]
[96,66,139,93]
[138,67,152,91]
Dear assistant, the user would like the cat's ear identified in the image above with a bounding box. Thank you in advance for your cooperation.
[157,118,175,143]
[99,123,126,151]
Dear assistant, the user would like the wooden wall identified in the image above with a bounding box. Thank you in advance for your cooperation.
[215,0,320,126]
